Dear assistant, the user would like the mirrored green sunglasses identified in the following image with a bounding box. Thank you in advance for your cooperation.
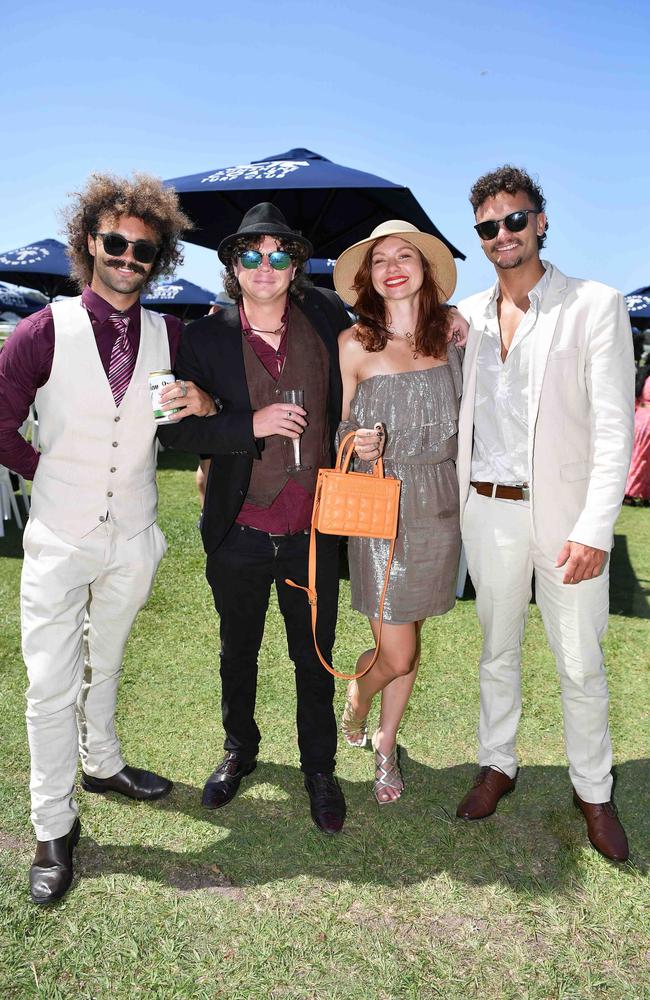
[239,250,293,270]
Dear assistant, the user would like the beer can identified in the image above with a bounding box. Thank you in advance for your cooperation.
[149,370,181,423]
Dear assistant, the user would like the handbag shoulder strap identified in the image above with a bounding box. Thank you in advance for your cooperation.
[286,520,396,681]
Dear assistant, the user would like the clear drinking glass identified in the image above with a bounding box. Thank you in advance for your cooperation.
[281,388,311,472]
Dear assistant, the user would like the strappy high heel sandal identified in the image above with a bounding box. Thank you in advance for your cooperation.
[340,682,369,748]
[372,734,404,804]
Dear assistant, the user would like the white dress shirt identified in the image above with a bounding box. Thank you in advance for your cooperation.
[471,262,553,485]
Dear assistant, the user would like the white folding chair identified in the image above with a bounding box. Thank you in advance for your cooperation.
[0,465,23,531]
[19,404,39,452]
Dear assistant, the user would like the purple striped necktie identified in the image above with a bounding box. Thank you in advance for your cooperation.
[107,313,136,407]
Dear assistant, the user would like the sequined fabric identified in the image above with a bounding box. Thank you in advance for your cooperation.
[338,343,462,623]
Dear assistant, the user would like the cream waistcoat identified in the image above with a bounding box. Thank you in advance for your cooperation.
[31,296,170,541]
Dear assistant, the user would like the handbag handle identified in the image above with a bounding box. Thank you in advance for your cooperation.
[286,518,395,681]
[286,430,396,681]
[337,430,386,479]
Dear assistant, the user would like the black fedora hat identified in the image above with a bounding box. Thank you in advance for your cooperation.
[217,203,313,263]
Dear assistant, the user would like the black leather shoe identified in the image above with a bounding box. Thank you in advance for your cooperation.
[201,753,257,809]
[30,818,81,905]
[81,764,173,801]
[304,772,346,834]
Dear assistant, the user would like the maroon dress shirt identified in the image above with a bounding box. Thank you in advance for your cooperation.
[0,285,183,479]
[236,301,314,534]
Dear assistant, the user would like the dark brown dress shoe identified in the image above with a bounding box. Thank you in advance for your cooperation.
[201,753,257,809]
[573,791,629,862]
[30,818,81,905]
[304,772,346,834]
[81,764,173,801]
[456,766,517,820]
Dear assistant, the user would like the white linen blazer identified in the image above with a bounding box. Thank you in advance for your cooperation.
[457,265,635,559]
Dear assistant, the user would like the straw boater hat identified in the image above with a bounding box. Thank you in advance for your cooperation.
[333,220,457,308]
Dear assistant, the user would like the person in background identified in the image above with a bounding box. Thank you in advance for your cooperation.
[0,172,214,904]
[195,303,222,511]
[455,165,634,862]
[623,337,650,506]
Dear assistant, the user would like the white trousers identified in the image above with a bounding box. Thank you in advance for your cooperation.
[21,516,166,840]
[462,488,613,803]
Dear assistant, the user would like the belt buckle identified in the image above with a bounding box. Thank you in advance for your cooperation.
[521,485,530,501]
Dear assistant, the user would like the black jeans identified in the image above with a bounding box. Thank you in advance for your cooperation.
[206,524,339,775]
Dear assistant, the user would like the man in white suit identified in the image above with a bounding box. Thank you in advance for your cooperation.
[455,166,634,862]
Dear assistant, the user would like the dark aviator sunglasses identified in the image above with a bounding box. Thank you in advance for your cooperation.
[474,209,539,242]
[93,231,160,264]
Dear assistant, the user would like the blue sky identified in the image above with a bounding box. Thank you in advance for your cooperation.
[2,0,648,301]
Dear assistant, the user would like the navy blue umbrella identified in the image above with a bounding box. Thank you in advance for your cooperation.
[304,257,336,289]
[626,286,650,328]
[142,278,228,320]
[0,238,76,299]
[165,148,465,261]
[0,281,48,317]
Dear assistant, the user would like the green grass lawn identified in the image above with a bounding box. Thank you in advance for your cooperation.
[0,454,648,1000]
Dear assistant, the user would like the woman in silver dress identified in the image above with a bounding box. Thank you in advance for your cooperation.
[334,221,463,803]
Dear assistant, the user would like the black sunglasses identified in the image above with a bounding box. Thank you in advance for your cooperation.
[93,231,159,264]
[473,209,538,241]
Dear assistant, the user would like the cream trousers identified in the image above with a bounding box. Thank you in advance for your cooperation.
[462,488,613,803]
[21,516,166,840]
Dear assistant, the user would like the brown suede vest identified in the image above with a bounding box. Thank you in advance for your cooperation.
[242,303,330,508]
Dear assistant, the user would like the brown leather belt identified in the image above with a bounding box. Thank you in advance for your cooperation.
[471,481,530,501]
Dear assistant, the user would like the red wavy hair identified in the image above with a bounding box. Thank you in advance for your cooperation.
[352,238,448,357]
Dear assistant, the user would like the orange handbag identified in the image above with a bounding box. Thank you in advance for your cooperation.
[286,431,401,680]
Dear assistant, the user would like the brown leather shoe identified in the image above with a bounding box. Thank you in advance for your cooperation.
[456,766,517,820]
[573,790,629,862]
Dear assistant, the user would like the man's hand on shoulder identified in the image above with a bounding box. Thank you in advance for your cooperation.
[555,540,607,584]
[445,306,469,348]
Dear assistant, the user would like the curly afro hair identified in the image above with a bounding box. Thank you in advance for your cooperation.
[64,171,193,290]
[469,165,549,250]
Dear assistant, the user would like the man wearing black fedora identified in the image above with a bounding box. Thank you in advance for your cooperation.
[158,203,350,833]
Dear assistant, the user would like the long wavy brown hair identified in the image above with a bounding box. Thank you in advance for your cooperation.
[353,238,448,356]
[64,172,193,290]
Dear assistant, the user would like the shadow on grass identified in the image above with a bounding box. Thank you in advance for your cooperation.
[0,517,24,558]
[610,533,650,618]
[68,757,649,897]
[156,448,201,472]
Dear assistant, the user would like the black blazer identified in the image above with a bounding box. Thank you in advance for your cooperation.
[157,286,350,555]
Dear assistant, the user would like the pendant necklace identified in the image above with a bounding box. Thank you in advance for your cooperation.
[387,325,418,358]
[248,322,285,337]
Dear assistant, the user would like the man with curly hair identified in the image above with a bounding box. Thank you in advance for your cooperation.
[157,203,351,835]
[0,172,216,904]
[454,166,635,861]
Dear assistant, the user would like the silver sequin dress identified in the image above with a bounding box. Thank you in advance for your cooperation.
[338,343,462,624]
